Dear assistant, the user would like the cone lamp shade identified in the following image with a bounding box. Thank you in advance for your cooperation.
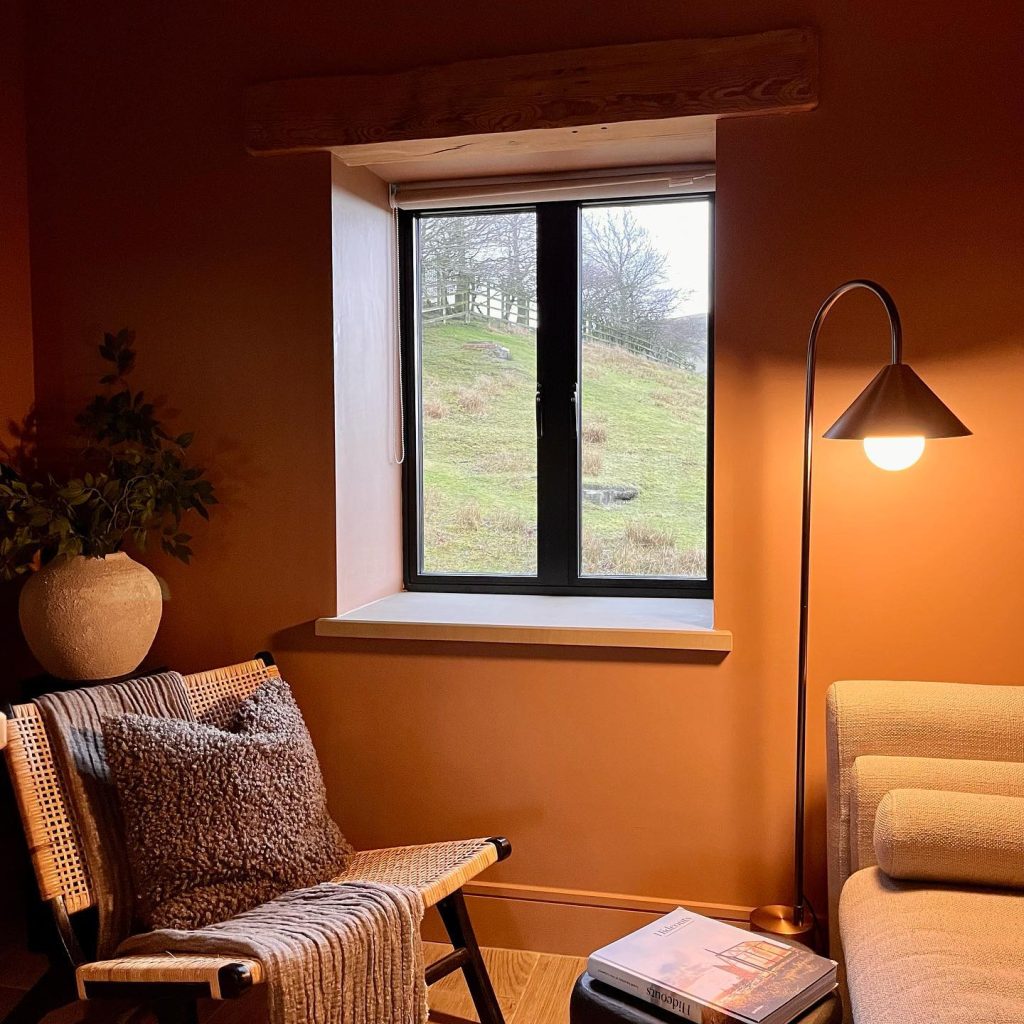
[824,362,971,440]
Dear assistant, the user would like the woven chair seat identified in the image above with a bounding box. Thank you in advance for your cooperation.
[336,839,500,906]
[76,838,500,999]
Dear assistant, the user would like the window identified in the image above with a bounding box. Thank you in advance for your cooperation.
[398,191,713,597]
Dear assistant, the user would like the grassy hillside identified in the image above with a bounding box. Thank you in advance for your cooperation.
[419,321,707,578]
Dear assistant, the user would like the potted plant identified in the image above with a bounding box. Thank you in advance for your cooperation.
[0,330,217,679]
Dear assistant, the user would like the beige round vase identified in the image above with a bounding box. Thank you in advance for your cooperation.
[18,552,163,680]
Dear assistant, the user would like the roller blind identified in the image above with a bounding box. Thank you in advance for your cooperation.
[390,164,715,211]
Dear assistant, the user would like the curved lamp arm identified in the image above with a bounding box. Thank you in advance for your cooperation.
[795,279,902,928]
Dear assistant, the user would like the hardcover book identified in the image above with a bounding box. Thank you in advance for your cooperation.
[587,908,837,1024]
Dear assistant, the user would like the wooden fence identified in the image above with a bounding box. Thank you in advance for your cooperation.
[421,281,694,369]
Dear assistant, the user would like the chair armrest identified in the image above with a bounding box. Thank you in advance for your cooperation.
[77,955,263,1000]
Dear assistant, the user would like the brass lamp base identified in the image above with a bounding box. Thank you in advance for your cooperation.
[749,904,817,946]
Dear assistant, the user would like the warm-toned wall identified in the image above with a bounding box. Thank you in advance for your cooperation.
[22,0,1024,952]
[0,0,33,445]
[1,0,37,686]
[0,0,37,932]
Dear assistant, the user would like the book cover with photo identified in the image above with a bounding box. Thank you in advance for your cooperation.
[588,908,836,1024]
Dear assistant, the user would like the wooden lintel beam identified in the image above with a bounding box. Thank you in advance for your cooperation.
[245,28,818,156]
[330,115,718,169]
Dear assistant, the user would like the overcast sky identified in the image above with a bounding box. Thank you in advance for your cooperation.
[592,198,711,318]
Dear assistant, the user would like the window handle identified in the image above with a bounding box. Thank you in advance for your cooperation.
[571,384,580,438]
[535,384,543,438]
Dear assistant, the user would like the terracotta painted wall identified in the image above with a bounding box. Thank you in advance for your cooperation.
[0,0,37,929]
[0,0,33,446]
[22,0,1024,952]
[1,0,37,686]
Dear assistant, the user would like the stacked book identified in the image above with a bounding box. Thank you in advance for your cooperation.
[588,908,837,1024]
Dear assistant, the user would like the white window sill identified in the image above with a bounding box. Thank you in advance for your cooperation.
[315,592,731,652]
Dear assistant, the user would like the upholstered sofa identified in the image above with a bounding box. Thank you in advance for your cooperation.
[826,679,1024,1023]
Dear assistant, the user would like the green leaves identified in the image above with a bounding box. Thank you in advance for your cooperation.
[98,328,137,383]
[0,329,217,579]
[160,529,193,564]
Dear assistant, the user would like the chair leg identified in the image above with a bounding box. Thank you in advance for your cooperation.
[436,889,505,1024]
[2,964,77,1024]
[152,998,200,1024]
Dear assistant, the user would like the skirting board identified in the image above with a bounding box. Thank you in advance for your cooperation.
[464,880,752,921]
[422,881,754,956]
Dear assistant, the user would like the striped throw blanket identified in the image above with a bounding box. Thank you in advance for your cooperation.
[36,672,194,956]
[119,882,427,1024]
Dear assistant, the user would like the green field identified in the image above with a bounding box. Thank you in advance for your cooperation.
[419,322,707,578]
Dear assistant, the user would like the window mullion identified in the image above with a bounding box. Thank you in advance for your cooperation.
[535,202,580,588]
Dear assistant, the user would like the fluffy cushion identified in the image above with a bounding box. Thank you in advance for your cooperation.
[103,677,352,930]
[874,788,1024,889]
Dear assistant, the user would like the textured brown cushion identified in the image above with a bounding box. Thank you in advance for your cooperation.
[873,788,1024,889]
[103,677,352,930]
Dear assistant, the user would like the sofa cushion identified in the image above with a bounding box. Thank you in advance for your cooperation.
[839,867,1024,1024]
[849,755,1024,872]
[875,789,1024,889]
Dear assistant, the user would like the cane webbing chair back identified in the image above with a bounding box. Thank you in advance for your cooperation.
[0,657,278,916]
[3,702,93,912]
[184,657,279,726]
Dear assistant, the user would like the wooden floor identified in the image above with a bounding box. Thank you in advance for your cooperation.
[203,943,585,1024]
[0,932,585,1024]
[425,943,586,1024]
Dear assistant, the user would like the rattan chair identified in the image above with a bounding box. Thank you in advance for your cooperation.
[0,653,511,1024]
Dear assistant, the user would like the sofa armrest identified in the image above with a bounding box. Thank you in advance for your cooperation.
[825,680,1024,961]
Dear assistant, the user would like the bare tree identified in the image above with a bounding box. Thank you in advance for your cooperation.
[582,209,678,338]
[419,214,497,318]
[419,208,689,352]
[483,213,536,324]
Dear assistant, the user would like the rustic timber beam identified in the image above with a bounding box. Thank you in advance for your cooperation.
[245,27,818,157]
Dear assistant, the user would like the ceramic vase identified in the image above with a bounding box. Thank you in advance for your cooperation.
[19,552,162,680]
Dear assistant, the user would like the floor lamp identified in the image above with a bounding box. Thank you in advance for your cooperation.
[749,279,971,945]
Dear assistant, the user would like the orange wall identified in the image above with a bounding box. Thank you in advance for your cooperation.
[1,0,34,453]
[22,0,1024,951]
[0,0,37,687]
[0,0,36,922]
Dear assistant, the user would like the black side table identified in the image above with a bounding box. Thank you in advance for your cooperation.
[570,972,842,1024]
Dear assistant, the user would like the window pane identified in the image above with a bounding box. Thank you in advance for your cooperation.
[579,199,710,579]
[417,210,538,575]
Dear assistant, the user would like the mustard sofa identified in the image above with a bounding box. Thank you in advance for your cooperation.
[826,680,1024,1023]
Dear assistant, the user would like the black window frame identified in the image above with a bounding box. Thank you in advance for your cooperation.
[398,193,714,599]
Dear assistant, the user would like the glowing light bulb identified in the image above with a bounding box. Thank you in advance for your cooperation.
[862,436,925,471]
